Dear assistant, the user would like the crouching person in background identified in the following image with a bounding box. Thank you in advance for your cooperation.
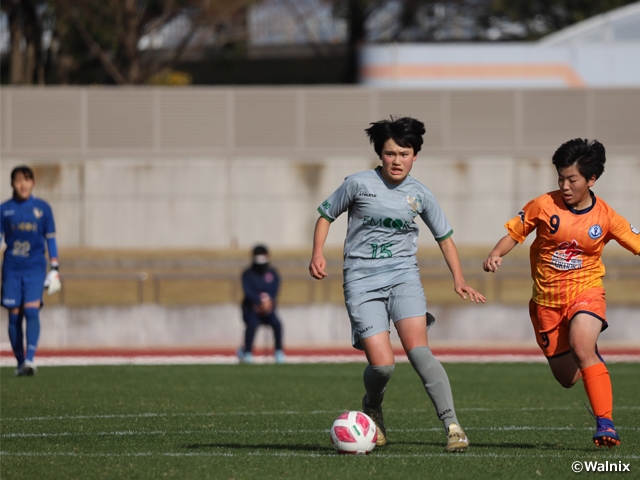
[237,245,285,364]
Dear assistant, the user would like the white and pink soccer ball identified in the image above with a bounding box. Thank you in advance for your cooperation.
[330,411,378,455]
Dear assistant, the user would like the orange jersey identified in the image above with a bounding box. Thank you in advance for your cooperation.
[505,190,640,307]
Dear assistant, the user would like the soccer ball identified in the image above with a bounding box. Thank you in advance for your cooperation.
[330,411,378,455]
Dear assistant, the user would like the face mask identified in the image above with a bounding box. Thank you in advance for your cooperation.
[252,254,269,274]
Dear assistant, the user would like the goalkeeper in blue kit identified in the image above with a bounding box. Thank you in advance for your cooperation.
[309,117,485,452]
[1,166,60,376]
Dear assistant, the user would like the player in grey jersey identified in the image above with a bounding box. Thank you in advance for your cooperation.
[309,117,485,452]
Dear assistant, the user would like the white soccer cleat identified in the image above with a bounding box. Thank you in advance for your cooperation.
[445,423,469,452]
[22,360,38,376]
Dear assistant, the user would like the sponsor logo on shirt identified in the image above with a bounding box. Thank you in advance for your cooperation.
[16,222,38,232]
[33,208,43,219]
[358,191,377,197]
[363,215,411,230]
[3,210,15,216]
[518,210,525,223]
[631,224,639,235]
[550,240,583,271]
[588,224,602,239]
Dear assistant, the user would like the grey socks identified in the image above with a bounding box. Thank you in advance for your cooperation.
[363,364,395,408]
[407,346,459,430]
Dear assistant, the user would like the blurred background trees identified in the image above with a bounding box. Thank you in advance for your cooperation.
[2,0,257,84]
[1,0,636,85]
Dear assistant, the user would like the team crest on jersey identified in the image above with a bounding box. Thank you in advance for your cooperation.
[550,240,583,271]
[33,208,43,219]
[631,224,639,235]
[407,196,422,212]
[518,210,525,223]
[264,272,274,283]
[588,224,602,239]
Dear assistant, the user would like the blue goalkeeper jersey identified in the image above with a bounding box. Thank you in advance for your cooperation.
[318,167,453,288]
[1,196,56,271]
[241,266,281,309]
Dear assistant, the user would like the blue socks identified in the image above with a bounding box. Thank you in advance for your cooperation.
[24,308,40,363]
[8,308,41,365]
[8,311,25,365]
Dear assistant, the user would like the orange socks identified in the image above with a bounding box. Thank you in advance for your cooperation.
[581,362,613,419]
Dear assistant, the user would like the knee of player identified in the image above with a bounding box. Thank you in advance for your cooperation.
[243,313,261,326]
[570,345,599,366]
[406,345,435,363]
[368,364,395,380]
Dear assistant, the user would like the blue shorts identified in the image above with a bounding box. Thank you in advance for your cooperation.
[1,266,46,309]
[344,269,428,350]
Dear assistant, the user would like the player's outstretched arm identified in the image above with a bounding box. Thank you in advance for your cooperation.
[438,237,486,303]
[309,217,331,280]
[483,235,518,273]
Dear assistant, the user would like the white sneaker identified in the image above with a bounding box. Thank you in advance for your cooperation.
[237,347,254,364]
[275,350,286,364]
[445,423,469,452]
[22,360,37,376]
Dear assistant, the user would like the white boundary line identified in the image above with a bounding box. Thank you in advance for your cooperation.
[3,425,640,438]
[2,354,640,367]
[1,451,639,460]
[2,405,638,422]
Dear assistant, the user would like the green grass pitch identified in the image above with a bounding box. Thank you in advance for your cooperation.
[1,362,638,479]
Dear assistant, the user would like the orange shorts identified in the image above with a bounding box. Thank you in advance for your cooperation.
[529,287,608,358]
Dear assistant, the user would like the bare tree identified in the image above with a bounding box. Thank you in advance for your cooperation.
[52,0,258,84]
[484,0,637,40]
[3,0,47,84]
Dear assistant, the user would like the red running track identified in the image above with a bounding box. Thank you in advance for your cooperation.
[2,346,639,359]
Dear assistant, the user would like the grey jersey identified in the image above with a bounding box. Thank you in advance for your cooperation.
[318,167,453,288]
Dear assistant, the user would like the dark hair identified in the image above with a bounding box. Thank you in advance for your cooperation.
[11,165,35,183]
[551,139,606,180]
[252,244,269,256]
[365,117,426,157]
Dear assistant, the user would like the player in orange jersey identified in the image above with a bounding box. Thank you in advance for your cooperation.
[483,138,640,448]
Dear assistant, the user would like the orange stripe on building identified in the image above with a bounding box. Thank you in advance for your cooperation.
[362,64,585,87]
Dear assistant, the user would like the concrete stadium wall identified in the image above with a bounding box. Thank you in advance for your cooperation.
[1,155,639,250]
[2,304,639,351]
[2,87,640,250]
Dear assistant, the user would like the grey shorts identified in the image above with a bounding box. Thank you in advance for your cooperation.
[344,270,429,350]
